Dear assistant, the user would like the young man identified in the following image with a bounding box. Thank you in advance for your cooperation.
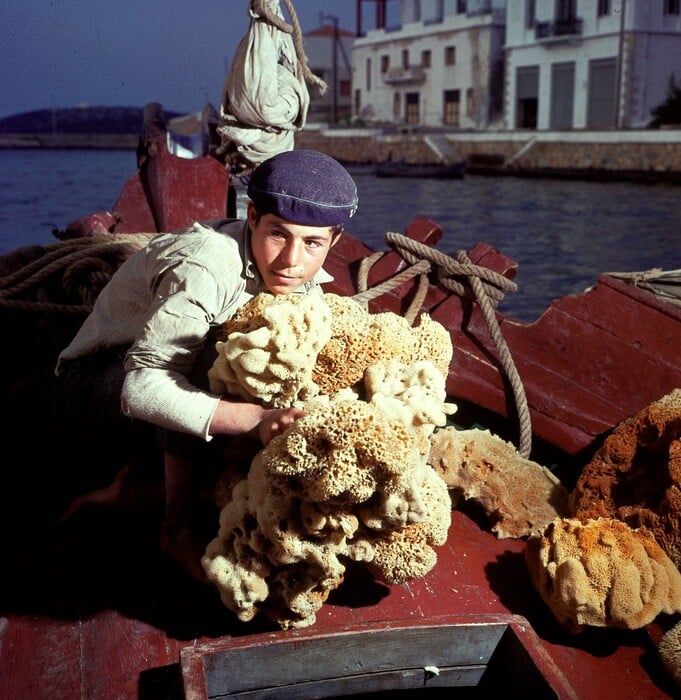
[55,149,358,574]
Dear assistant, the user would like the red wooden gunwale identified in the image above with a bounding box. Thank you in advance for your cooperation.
[322,218,681,458]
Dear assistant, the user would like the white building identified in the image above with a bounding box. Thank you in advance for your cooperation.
[350,0,681,130]
[351,0,508,129]
[505,0,681,129]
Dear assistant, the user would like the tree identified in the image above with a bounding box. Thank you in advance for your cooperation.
[649,74,681,128]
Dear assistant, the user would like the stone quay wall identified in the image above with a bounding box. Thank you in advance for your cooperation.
[2,126,679,182]
[295,127,681,182]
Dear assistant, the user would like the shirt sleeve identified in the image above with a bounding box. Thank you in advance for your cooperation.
[122,367,220,440]
[121,252,236,440]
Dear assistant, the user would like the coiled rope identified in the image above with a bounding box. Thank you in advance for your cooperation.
[0,233,154,315]
[353,232,532,458]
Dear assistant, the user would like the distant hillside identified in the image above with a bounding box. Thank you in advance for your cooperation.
[0,106,182,134]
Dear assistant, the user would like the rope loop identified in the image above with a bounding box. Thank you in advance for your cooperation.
[352,231,532,457]
[384,231,517,306]
[0,233,153,311]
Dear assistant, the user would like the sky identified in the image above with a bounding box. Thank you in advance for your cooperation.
[1,1,365,120]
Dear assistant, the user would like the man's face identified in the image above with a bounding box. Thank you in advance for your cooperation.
[248,203,340,295]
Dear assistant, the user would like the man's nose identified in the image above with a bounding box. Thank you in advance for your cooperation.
[280,238,304,266]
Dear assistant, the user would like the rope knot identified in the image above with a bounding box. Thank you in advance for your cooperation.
[352,231,532,458]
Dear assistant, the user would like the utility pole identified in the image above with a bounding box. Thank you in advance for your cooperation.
[615,0,626,128]
[322,14,339,124]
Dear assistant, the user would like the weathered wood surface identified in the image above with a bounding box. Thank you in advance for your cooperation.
[1,506,676,699]
[180,615,566,698]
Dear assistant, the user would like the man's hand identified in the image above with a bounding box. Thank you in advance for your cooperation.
[258,407,306,445]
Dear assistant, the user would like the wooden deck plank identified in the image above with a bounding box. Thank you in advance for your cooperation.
[1,504,678,699]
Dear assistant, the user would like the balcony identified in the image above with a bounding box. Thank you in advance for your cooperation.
[383,66,426,85]
[535,17,583,41]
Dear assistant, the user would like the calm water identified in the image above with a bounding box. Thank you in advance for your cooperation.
[1,150,679,321]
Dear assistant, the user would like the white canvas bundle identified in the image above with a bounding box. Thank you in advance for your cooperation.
[218,0,325,171]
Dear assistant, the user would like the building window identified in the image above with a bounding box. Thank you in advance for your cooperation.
[598,0,610,16]
[456,0,466,13]
[339,80,351,98]
[550,61,575,128]
[443,90,460,126]
[516,65,539,129]
[422,49,431,68]
[393,92,401,118]
[445,46,456,66]
[665,0,680,14]
[526,0,535,28]
[556,0,577,20]
[402,49,409,69]
[587,57,617,127]
[380,55,390,73]
[366,58,371,91]
[405,92,420,125]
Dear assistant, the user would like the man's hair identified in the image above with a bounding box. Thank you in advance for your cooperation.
[252,206,344,237]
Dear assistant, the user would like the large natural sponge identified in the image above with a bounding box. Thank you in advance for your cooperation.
[209,292,455,415]
[208,292,333,407]
[311,294,454,397]
[261,399,419,505]
[201,399,452,629]
[428,426,569,538]
[525,517,681,634]
[659,620,681,692]
[570,388,681,567]
[365,359,457,449]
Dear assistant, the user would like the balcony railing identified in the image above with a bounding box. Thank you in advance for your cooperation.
[535,17,583,40]
[383,66,426,85]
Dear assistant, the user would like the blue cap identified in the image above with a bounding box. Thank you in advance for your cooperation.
[247,150,358,227]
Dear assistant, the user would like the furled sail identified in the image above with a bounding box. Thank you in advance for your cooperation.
[217,0,327,175]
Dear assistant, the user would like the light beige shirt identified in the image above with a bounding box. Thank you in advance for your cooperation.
[56,219,332,440]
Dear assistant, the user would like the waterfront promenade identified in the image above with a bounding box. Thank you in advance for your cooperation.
[1,126,680,183]
[295,126,681,183]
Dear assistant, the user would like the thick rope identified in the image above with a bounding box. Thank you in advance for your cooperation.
[252,0,327,94]
[355,253,431,323]
[352,232,531,457]
[385,231,518,304]
[0,233,154,314]
[455,250,532,457]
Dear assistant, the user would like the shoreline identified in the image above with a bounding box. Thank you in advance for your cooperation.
[3,127,680,185]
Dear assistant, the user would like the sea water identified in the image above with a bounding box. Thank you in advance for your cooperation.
[1,149,679,321]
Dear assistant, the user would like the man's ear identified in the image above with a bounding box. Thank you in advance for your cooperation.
[246,201,257,227]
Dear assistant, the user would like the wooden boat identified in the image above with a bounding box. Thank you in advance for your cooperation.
[2,108,681,700]
[374,159,466,179]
